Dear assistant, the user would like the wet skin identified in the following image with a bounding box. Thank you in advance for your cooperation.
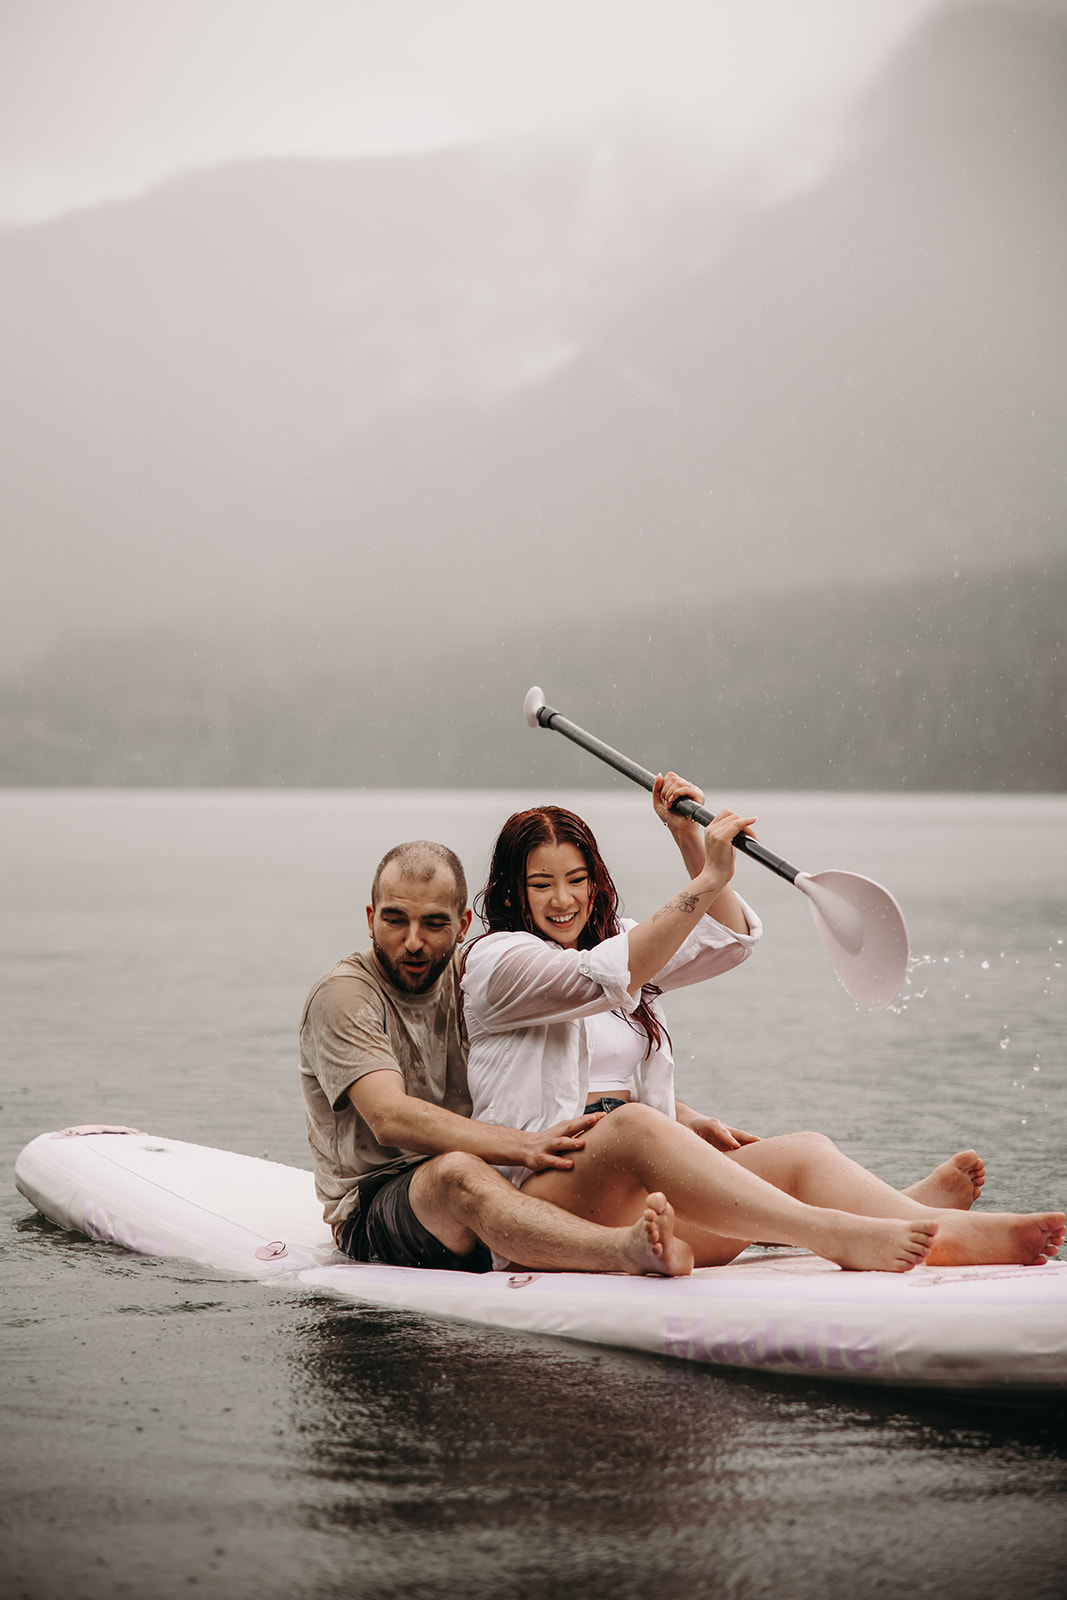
[366,863,471,993]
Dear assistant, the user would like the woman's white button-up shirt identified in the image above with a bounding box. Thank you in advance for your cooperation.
[462,902,761,1188]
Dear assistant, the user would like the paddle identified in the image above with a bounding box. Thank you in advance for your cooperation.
[523,686,909,1010]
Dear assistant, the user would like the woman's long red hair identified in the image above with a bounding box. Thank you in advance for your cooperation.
[475,806,667,1057]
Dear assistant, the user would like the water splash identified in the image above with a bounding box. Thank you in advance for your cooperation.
[888,953,937,1013]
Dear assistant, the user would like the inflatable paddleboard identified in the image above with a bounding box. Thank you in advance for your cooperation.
[15,1127,1067,1393]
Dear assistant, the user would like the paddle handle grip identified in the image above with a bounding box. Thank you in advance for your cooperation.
[533,703,801,884]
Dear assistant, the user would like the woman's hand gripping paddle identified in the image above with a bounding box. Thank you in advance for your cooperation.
[523,686,909,1010]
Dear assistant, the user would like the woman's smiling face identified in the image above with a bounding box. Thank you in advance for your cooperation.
[524,840,591,948]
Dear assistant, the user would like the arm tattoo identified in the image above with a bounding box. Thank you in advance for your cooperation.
[675,892,700,914]
[654,891,700,919]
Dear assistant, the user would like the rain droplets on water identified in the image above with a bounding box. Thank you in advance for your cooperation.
[898,939,1062,1063]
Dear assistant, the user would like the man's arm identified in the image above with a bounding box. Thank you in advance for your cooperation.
[349,1068,603,1173]
[674,1099,760,1152]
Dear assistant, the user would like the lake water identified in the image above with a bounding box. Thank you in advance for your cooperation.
[2,789,1066,1599]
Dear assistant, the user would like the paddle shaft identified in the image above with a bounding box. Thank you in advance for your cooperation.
[533,703,801,884]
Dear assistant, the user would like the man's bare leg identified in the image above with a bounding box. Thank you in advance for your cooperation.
[524,1107,1064,1271]
[408,1151,694,1276]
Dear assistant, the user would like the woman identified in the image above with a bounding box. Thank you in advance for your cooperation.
[462,779,1065,1273]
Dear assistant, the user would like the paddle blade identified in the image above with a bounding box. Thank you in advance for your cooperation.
[794,871,909,1011]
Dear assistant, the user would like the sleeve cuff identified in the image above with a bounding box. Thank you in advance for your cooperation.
[576,927,638,1013]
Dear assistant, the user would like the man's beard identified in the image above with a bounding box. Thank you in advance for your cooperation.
[372,939,457,994]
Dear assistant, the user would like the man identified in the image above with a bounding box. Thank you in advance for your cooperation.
[299,839,692,1276]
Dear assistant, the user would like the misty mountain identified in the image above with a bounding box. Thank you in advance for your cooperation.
[1,0,1064,680]
[3,557,1062,791]
[0,135,724,662]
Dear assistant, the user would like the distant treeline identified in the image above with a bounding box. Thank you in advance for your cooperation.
[1,560,1063,790]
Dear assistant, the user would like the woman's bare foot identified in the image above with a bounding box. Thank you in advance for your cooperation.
[810,1212,939,1273]
[925,1210,1066,1267]
[620,1193,695,1277]
[904,1150,985,1210]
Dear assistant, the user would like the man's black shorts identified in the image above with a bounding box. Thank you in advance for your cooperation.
[337,1160,493,1273]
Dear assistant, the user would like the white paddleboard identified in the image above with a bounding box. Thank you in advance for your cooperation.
[15,1127,1067,1393]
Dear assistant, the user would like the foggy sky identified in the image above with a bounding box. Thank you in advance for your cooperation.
[1,0,941,223]
[1,0,1064,764]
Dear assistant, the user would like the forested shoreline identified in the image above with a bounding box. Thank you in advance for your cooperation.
[2,559,1062,791]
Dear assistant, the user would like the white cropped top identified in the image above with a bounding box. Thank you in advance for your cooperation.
[584,1009,641,1096]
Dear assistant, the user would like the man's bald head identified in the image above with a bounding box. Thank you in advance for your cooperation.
[370,841,468,914]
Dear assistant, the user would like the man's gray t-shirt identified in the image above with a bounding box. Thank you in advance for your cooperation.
[299,949,471,1236]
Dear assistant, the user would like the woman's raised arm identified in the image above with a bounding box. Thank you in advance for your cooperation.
[653,772,755,939]
[624,806,756,994]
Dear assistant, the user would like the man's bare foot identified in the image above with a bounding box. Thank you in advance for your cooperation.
[904,1150,985,1210]
[926,1210,1066,1267]
[620,1193,694,1277]
[811,1212,939,1273]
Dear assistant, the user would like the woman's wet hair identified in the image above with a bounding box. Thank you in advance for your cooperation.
[476,806,617,943]
[476,806,667,1057]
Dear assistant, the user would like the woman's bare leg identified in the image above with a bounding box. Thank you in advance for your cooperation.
[746,1149,983,1246]
[724,1132,1063,1266]
[725,1133,956,1217]
[904,1151,984,1209]
[523,1105,937,1273]
[523,1107,1064,1270]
